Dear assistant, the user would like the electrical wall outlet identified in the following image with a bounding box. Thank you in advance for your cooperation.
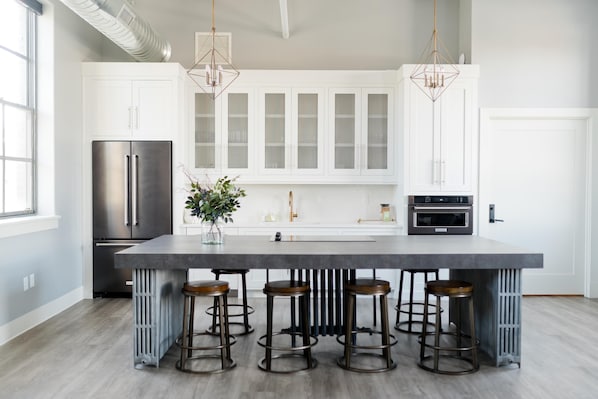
[23,276,29,291]
[29,273,35,288]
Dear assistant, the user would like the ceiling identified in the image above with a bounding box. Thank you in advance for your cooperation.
[131,0,463,70]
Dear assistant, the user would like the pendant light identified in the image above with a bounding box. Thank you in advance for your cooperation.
[187,0,239,100]
[410,0,459,102]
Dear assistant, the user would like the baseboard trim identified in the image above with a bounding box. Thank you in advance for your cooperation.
[0,286,83,346]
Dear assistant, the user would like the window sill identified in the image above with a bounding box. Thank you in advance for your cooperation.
[0,215,61,239]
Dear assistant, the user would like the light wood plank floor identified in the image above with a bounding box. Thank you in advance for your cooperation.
[1,296,597,399]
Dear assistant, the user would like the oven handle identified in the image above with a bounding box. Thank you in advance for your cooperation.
[413,206,472,210]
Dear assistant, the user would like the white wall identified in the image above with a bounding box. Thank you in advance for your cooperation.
[471,0,598,107]
[0,0,129,340]
[471,0,598,297]
[134,0,461,70]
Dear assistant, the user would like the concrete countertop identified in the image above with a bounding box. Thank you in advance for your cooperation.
[115,234,543,271]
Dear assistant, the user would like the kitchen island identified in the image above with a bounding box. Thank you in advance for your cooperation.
[115,234,542,368]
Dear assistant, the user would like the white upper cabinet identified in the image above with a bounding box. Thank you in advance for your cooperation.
[193,91,220,170]
[362,89,393,177]
[223,91,254,174]
[329,89,361,175]
[191,88,256,177]
[328,88,394,182]
[258,88,324,178]
[400,65,479,194]
[186,70,398,184]
[83,63,182,140]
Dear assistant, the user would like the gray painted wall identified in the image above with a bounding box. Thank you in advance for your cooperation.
[471,0,598,107]
[0,0,128,327]
[134,0,461,69]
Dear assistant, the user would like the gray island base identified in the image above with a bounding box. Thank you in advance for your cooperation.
[115,234,543,369]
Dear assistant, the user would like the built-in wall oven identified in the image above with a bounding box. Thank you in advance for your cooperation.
[407,195,473,235]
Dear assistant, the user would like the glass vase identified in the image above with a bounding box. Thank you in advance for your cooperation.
[201,219,224,244]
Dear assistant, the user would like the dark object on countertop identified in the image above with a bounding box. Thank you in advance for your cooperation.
[274,231,282,241]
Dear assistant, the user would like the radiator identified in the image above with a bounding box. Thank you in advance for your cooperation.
[450,268,522,367]
[133,268,187,368]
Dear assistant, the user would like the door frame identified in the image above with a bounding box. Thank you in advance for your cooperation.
[478,108,594,297]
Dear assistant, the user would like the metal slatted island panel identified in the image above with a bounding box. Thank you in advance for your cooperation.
[115,234,542,368]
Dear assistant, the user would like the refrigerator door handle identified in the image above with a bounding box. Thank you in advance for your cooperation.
[124,155,130,226]
[132,154,139,226]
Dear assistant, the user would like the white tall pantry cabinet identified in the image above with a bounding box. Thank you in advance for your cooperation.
[399,65,480,194]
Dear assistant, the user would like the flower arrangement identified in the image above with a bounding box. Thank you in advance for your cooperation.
[184,171,246,243]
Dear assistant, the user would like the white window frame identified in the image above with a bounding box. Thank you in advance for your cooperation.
[0,0,58,237]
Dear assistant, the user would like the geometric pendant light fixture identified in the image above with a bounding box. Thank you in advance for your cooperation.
[410,0,459,102]
[187,0,240,100]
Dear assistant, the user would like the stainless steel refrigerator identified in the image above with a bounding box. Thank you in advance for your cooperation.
[92,141,172,296]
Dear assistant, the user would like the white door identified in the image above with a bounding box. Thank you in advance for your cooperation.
[478,111,589,295]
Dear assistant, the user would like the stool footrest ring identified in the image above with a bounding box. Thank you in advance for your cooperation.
[257,331,318,352]
[337,352,397,373]
[258,354,318,374]
[175,355,236,374]
[336,330,398,351]
[205,303,255,318]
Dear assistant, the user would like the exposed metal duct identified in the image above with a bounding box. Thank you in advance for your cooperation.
[60,0,171,62]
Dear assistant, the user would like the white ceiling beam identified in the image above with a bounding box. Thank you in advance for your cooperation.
[279,0,289,39]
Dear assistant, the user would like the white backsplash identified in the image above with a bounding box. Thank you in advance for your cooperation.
[230,184,401,225]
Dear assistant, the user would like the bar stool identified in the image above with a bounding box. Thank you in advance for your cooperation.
[206,269,254,336]
[176,280,236,374]
[337,278,397,373]
[419,280,479,375]
[395,269,441,334]
[258,280,318,373]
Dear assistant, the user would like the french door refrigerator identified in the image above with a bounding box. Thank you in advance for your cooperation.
[92,141,172,296]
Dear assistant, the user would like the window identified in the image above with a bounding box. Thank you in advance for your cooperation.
[0,0,41,218]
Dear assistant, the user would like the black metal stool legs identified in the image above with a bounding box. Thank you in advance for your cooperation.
[337,279,397,373]
[258,280,318,374]
[418,280,479,375]
[395,269,441,334]
[176,281,237,374]
[207,269,254,336]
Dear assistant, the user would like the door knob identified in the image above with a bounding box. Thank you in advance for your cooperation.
[489,204,504,223]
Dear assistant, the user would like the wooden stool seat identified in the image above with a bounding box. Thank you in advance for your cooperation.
[183,280,229,295]
[337,278,397,373]
[176,280,236,374]
[426,280,473,296]
[207,269,254,336]
[345,279,390,296]
[419,279,479,375]
[264,280,311,296]
[258,280,318,373]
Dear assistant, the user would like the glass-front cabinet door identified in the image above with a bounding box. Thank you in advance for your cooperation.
[222,90,254,174]
[259,89,323,177]
[193,92,220,171]
[260,90,290,173]
[293,89,324,175]
[329,89,360,175]
[362,88,393,176]
[191,89,254,178]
